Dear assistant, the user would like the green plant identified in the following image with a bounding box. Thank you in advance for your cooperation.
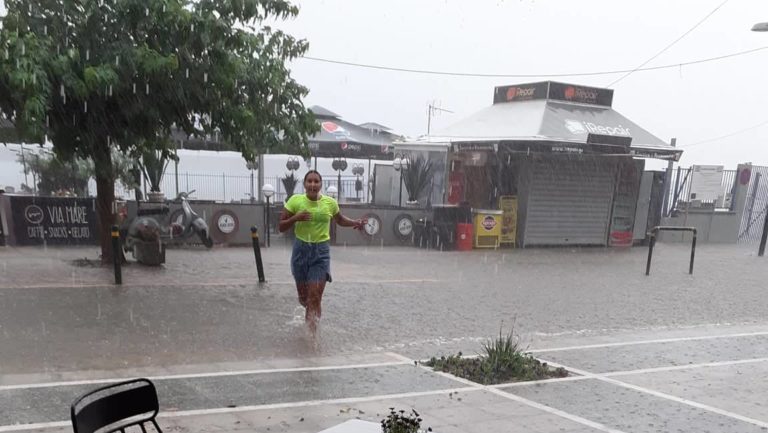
[18,152,92,196]
[481,325,523,376]
[1,0,318,262]
[403,155,432,203]
[425,325,568,384]
[138,148,175,193]
[282,172,298,199]
[18,150,138,196]
[381,408,431,433]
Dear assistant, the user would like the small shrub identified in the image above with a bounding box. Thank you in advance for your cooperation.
[381,408,432,433]
[425,325,568,385]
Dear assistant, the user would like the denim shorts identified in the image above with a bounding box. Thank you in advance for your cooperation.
[291,240,331,284]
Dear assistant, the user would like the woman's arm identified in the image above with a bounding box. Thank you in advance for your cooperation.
[279,209,311,232]
[334,212,365,230]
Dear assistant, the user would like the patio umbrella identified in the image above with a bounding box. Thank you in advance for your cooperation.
[308,106,395,160]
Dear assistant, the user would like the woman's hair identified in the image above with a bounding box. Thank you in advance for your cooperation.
[304,170,322,183]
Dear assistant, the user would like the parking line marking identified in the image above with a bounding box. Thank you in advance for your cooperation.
[0,387,478,433]
[0,421,70,433]
[604,356,768,377]
[539,358,768,429]
[391,352,627,433]
[528,330,768,353]
[0,278,440,290]
[159,386,477,418]
[0,360,410,391]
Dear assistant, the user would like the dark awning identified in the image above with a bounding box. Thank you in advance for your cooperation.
[308,106,395,160]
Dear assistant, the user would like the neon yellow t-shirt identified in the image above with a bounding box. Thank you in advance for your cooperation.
[284,194,339,243]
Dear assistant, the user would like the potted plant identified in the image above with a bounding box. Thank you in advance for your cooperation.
[281,172,298,200]
[403,155,432,206]
[139,149,175,202]
[381,408,431,433]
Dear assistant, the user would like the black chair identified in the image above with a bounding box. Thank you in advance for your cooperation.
[71,378,162,433]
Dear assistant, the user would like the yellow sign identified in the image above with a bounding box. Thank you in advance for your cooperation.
[473,210,503,249]
[499,196,518,245]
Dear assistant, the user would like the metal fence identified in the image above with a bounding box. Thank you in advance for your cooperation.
[109,172,368,204]
[666,167,737,215]
[739,165,768,243]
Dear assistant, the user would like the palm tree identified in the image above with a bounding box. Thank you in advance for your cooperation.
[403,155,432,203]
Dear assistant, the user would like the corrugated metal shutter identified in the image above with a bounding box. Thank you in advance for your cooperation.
[523,158,617,246]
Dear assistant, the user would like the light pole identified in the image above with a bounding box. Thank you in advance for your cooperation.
[285,156,300,198]
[246,160,258,203]
[352,163,364,200]
[393,153,410,207]
[326,185,339,243]
[262,183,275,247]
[753,22,768,255]
[331,158,348,202]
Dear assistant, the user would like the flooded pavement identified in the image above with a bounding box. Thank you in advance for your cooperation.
[2,243,768,374]
[2,243,768,432]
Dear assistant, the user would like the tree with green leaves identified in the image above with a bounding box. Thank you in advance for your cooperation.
[0,0,317,261]
[19,150,140,197]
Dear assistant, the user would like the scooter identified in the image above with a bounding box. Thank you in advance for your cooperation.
[169,190,213,248]
[121,191,212,266]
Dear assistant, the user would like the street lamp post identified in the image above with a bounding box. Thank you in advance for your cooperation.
[331,158,348,202]
[393,153,410,207]
[352,164,364,200]
[326,185,339,243]
[246,160,258,204]
[262,183,275,247]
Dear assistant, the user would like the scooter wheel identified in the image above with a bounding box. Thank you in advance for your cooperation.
[200,231,214,248]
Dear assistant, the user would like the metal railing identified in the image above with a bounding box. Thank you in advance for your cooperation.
[738,165,768,243]
[646,226,697,276]
[666,167,737,215]
[107,173,368,204]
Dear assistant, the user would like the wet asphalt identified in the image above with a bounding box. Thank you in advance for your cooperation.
[3,242,768,432]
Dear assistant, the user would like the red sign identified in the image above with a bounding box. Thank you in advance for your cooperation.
[610,231,633,247]
[447,171,464,204]
[740,168,752,185]
[321,121,340,133]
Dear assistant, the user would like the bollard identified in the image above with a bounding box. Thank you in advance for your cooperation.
[759,210,768,257]
[111,225,122,285]
[689,230,697,274]
[251,226,266,283]
[645,233,656,276]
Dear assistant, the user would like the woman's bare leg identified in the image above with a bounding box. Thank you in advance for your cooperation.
[296,283,309,307]
[305,281,327,335]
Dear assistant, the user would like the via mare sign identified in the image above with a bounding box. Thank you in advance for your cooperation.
[9,196,97,245]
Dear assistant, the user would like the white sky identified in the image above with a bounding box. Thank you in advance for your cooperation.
[2,0,768,169]
[275,0,768,168]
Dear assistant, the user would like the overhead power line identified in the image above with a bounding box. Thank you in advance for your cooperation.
[681,119,768,148]
[607,0,731,87]
[300,46,767,79]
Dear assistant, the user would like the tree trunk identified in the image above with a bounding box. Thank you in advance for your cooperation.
[93,143,115,264]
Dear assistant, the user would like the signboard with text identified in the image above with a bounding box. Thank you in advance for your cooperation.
[10,196,97,245]
[493,82,549,104]
[548,82,614,107]
[493,81,614,107]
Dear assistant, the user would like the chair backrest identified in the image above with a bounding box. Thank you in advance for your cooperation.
[71,378,160,433]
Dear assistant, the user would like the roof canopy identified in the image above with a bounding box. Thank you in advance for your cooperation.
[308,105,395,160]
[399,81,681,161]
